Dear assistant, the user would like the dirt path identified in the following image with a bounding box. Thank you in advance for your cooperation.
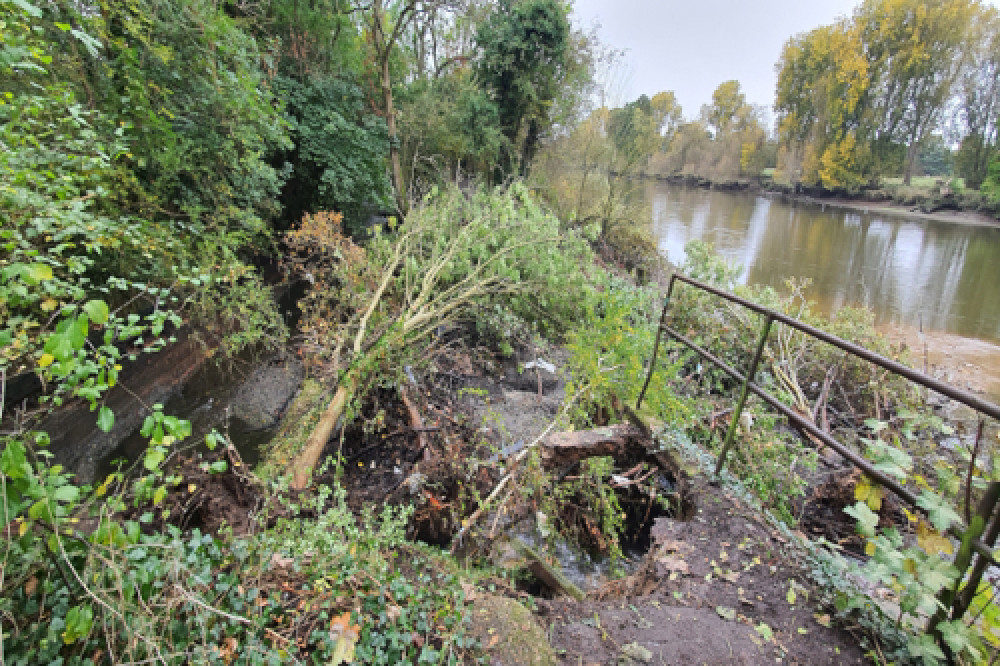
[539,479,869,664]
[453,349,872,665]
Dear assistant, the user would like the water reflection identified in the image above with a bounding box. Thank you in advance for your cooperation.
[649,182,1000,342]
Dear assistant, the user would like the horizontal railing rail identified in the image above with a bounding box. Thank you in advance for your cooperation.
[637,272,1000,570]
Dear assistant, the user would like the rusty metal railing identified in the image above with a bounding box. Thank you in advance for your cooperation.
[636,272,1000,570]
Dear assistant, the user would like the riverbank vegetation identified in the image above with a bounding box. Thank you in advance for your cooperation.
[565,0,1000,217]
[3,0,1000,663]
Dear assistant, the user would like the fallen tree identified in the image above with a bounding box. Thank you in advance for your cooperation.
[285,184,592,489]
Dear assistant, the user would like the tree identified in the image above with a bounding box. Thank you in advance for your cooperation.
[650,91,683,145]
[775,0,977,189]
[362,0,426,214]
[397,69,504,196]
[954,7,1000,189]
[774,20,873,188]
[474,0,571,178]
[702,80,754,136]
[917,134,954,177]
[856,0,975,184]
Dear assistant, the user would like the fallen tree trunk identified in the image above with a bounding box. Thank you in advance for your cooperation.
[286,186,568,489]
[291,374,357,490]
[540,424,643,468]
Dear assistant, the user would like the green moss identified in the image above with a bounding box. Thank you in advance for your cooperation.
[255,378,329,480]
[464,594,557,665]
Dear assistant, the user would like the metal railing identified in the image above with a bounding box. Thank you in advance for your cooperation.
[636,272,1000,579]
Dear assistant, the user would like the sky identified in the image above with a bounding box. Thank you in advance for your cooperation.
[566,0,890,119]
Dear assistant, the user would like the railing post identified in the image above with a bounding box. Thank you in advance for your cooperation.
[636,273,678,410]
[947,482,1000,616]
[715,314,773,477]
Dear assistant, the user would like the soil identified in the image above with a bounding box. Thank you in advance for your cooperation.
[538,478,870,665]
[785,195,1000,228]
[121,337,876,664]
[882,323,1000,404]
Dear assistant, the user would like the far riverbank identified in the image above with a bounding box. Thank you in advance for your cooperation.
[641,173,1000,229]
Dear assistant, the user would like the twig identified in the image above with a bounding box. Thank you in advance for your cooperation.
[450,381,589,552]
[173,584,252,625]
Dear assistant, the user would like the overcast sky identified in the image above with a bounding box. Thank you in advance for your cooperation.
[568,0,980,120]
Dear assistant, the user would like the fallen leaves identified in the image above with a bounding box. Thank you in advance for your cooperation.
[329,612,361,665]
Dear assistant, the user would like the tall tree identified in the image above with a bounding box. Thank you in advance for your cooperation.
[857,0,975,184]
[363,0,422,214]
[474,0,570,178]
[775,0,976,188]
[955,7,1000,189]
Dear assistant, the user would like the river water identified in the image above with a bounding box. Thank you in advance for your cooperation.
[648,181,1000,343]
[646,181,1000,401]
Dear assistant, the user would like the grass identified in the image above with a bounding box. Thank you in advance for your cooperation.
[881,175,962,189]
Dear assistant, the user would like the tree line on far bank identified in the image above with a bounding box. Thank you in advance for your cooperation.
[555,0,1000,207]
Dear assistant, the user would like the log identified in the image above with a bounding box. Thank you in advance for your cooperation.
[514,542,586,601]
[539,424,643,468]
[399,384,429,460]
[290,374,357,490]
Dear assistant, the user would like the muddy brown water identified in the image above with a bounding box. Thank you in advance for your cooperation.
[647,181,1000,401]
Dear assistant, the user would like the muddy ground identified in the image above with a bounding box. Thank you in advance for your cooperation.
[146,339,877,664]
[313,344,876,663]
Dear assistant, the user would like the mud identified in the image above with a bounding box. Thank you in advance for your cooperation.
[883,323,1000,404]
[542,482,870,665]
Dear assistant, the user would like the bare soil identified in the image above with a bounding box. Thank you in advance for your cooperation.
[538,478,870,665]
[142,339,876,664]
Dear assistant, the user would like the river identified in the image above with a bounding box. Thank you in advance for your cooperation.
[646,181,1000,399]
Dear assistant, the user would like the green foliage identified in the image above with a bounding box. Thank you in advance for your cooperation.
[398,70,506,196]
[89,0,290,247]
[275,74,392,232]
[256,483,473,664]
[565,273,686,427]
[981,153,1000,201]
[475,0,571,176]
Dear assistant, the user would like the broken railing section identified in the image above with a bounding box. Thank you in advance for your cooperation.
[637,271,1000,633]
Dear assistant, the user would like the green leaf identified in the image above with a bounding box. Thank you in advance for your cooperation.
[63,604,94,644]
[0,439,28,479]
[907,633,945,665]
[26,263,53,283]
[935,619,981,660]
[52,484,80,503]
[844,501,879,538]
[144,447,165,471]
[83,300,109,325]
[917,491,962,532]
[209,460,228,474]
[916,555,958,595]
[97,406,114,433]
[28,500,51,522]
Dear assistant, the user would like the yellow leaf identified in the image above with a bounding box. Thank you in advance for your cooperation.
[329,612,361,665]
[916,520,953,555]
[864,540,876,556]
[40,298,58,312]
[854,475,883,511]
[18,520,28,537]
[38,353,55,368]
